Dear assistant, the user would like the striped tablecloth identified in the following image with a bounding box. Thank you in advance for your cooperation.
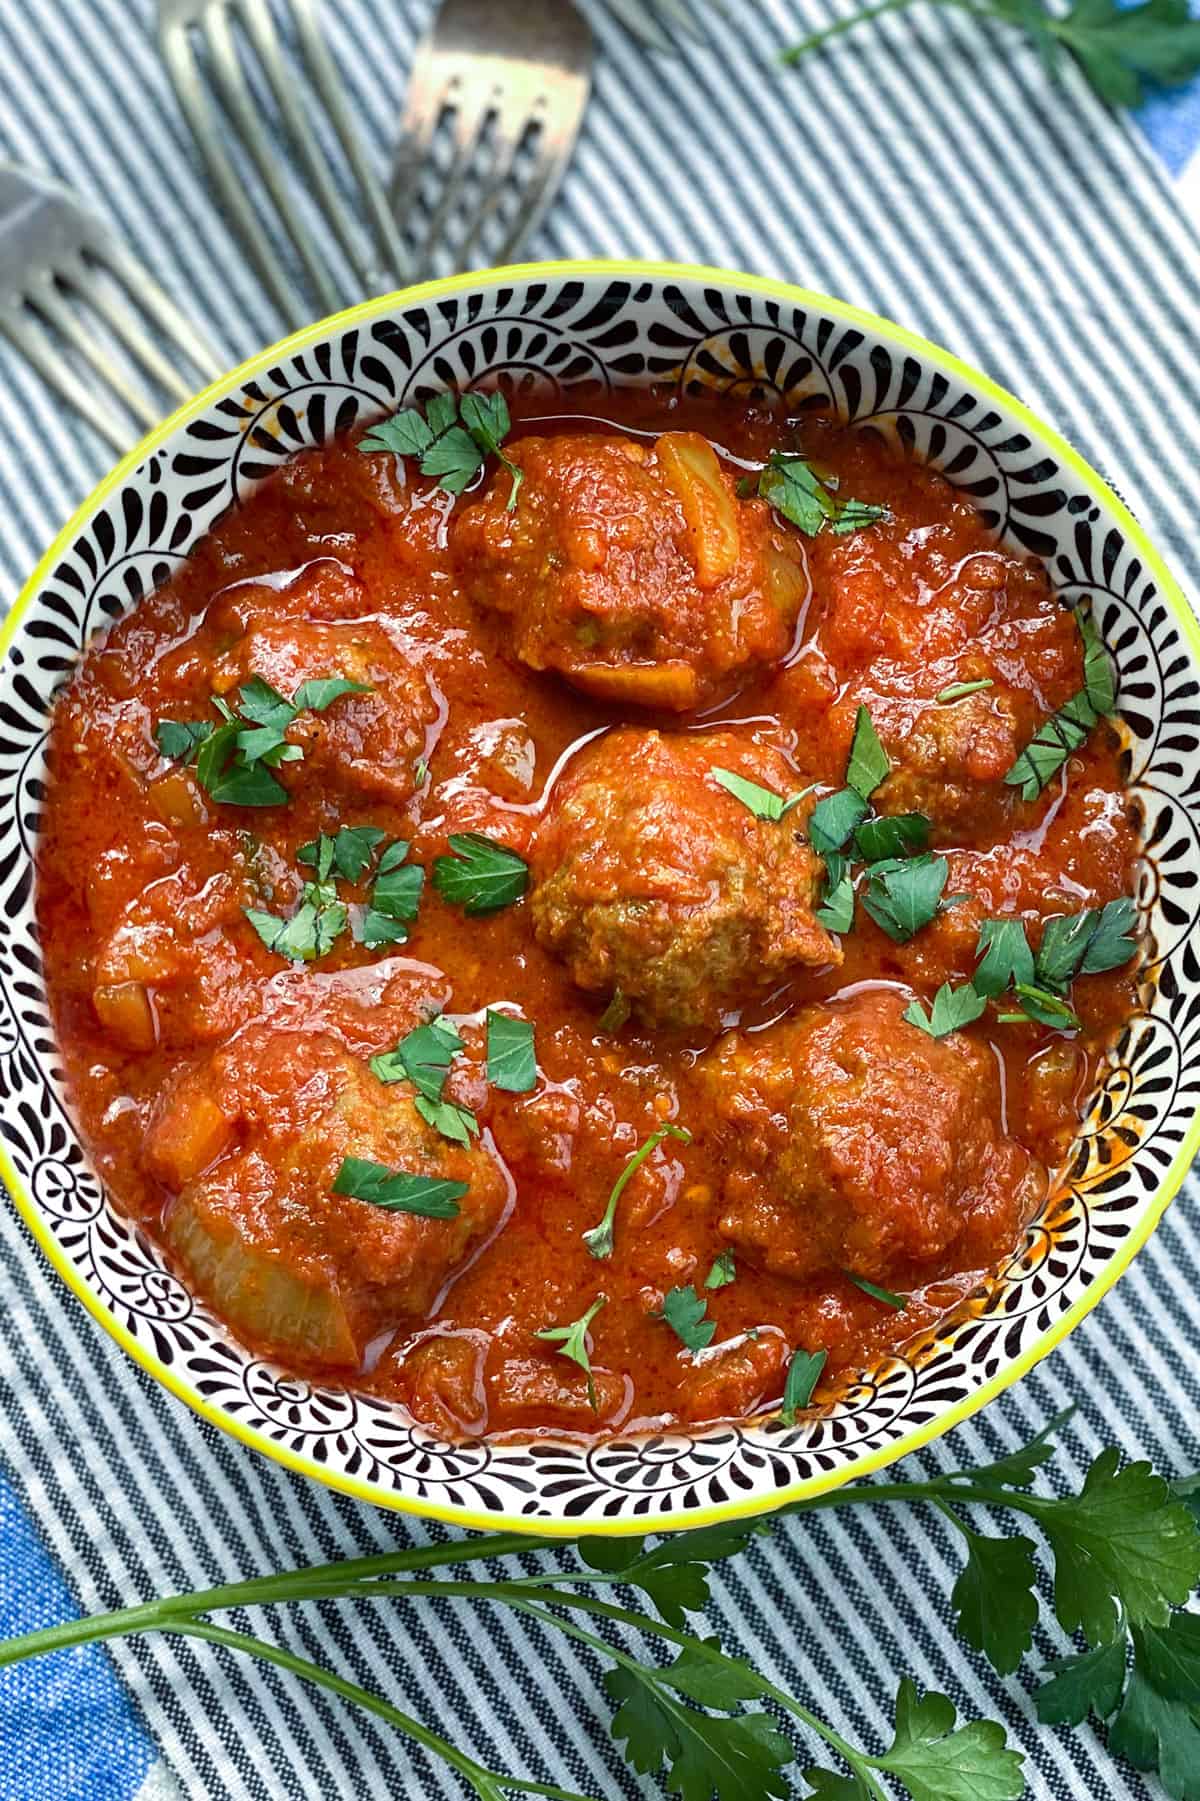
[2,4,1199,1798]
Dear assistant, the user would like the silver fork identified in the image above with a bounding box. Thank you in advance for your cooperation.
[0,163,225,454]
[158,0,409,330]
[390,0,593,284]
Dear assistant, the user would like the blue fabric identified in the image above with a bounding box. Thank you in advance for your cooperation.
[0,1472,157,1800]
[2,4,1200,1801]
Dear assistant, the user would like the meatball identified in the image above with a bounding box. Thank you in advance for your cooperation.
[451,430,808,709]
[701,989,1044,1287]
[870,688,1026,834]
[211,609,439,809]
[152,1027,508,1369]
[530,729,840,1031]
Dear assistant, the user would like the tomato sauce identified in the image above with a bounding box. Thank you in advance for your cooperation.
[35,390,1140,1440]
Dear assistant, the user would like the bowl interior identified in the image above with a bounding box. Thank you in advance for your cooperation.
[2,262,1198,1534]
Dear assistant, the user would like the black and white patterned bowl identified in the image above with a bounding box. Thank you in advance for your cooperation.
[3,262,1198,1535]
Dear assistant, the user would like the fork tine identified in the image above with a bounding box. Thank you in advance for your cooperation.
[239,0,370,293]
[0,304,146,451]
[199,3,342,317]
[159,14,307,328]
[456,91,537,273]
[411,81,496,281]
[390,59,451,244]
[63,259,204,405]
[92,238,226,383]
[25,276,163,429]
[286,0,410,287]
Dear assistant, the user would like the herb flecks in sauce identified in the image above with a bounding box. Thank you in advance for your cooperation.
[157,673,370,809]
[536,1293,607,1408]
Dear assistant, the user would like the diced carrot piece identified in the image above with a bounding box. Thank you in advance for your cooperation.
[93,981,157,1052]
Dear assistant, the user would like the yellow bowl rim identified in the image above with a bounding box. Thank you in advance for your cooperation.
[4,256,1199,1538]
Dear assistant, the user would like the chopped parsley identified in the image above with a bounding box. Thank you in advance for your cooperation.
[936,679,995,704]
[1005,984,1084,1031]
[815,849,855,934]
[583,1120,692,1260]
[248,833,423,962]
[757,450,888,538]
[973,918,1037,998]
[845,705,891,800]
[157,673,370,808]
[779,1347,827,1424]
[486,1011,537,1093]
[331,1157,466,1217]
[705,1251,737,1290]
[1039,896,1139,986]
[536,1293,607,1407]
[245,876,348,962]
[808,786,869,855]
[846,1272,909,1311]
[433,833,529,914]
[1005,609,1114,800]
[597,989,632,1034]
[854,812,930,862]
[861,852,950,943]
[359,388,522,509]
[903,980,987,1040]
[370,1016,477,1146]
[710,767,811,821]
[299,825,387,884]
[656,1285,716,1353]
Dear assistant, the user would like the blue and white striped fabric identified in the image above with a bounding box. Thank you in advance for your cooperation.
[1,4,1199,1798]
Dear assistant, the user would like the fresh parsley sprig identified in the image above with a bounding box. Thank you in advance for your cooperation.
[656,1284,717,1352]
[781,0,1200,113]
[360,388,523,508]
[6,1411,1197,1801]
[583,1120,692,1259]
[371,1015,479,1147]
[331,1157,466,1217]
[245,831,423,963]
[536,1293,607,1407]
[1005,609,1116,801]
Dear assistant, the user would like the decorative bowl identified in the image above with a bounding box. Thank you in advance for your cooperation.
[3,261,1198,1536]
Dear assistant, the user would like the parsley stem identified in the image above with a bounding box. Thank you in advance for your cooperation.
[582,1121,691,1260]
[781,0,1041,62]
[176,1620,594,1801]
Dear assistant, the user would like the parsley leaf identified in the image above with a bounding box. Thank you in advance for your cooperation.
[1005,690,1098,801]
[845,704,890,800]
[949,1526,1041,1675]
[853,812,930,861]
[1035,1638,1129,1727]
[872,1679,1025,1801]
[360,389,521,505]
[974,919,1036,998]
[903,980,987,1040]
[657,1285,716,1353]
[244,877,349,963]
[371,860,425,923]
[758,450,888,539]
[358,909,410,948]
[583,1120,692,1259]
[154,718,212,762]
[433,833,529,914]
[1041,1447,1200,1643]
[845,1272,908,1310]
[782,0,1200,114]
[331,1157,465,1217]
[936,679,994,704]
[815,850,855,933]
[414,1095,479,1147]
[302,824,388,885]
[705,1251,737,1290]
[780,1347,827,1424]
[710,766,809,821]
[1078,609,1117,715]
[861,853,949,942]
[809,788,869,856]
[577,1521,767,1627]
[291,676,372,713]
[606,1643,793,1801]
[1037,1615,1200,1798]
[1038,896,1139,989]
[486,1010,537,1093]
[535,1293,606,1406]
[372,1015,464,1095]
[459,390,523,511]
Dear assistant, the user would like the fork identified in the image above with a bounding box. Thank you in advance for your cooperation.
[158,0,410,330]
[390,0,593,284]
[0,163,225,454]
